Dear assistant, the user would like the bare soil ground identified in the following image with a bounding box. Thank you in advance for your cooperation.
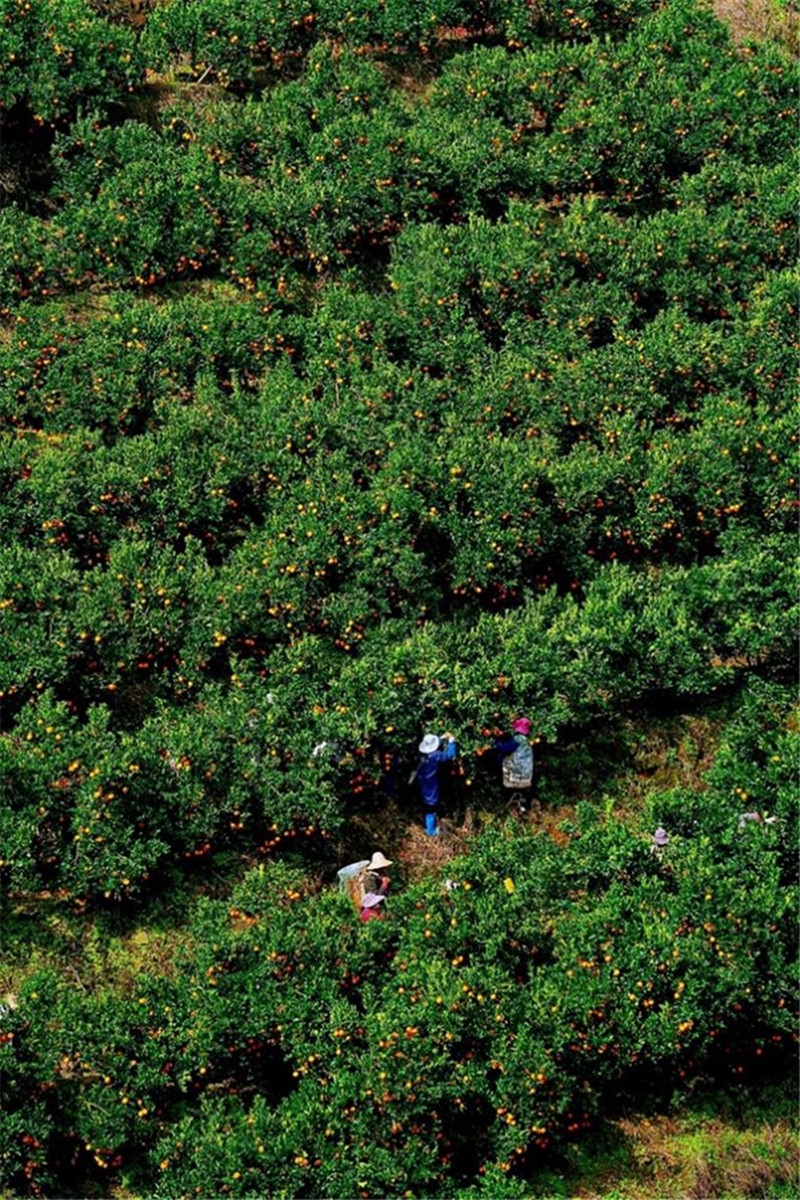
[713,0,799,49]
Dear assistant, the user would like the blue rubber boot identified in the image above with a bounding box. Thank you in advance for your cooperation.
[424,810,438,836]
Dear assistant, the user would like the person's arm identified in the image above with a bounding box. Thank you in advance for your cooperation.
[494,734,518,757]
[440,736,457,762]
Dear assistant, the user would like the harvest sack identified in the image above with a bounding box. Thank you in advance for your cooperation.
[502,738,533,789]
[337,861,369,909]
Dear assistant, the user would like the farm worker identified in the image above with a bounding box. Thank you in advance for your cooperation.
[360,851,392,897]
[359,892,387,923]
[651,827,669,860]
[417,732,456,836]
[737,811,777,830]
[495,717,534,811]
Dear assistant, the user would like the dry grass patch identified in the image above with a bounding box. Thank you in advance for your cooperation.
[611,1109,800,1199]
[394,809,476,882]
[713,0,799,51]
[344,793,478,885]
[618,713,725,821]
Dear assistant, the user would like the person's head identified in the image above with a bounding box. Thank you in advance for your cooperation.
[653,827,669,847]
[368,852,392,872]
[361,892,385,911]
[512,717,532,736]
[419,733,440,755]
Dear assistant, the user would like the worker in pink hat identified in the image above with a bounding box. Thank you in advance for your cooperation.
[495,717,534,810]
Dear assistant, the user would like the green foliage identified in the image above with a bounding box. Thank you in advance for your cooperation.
[0,0,142,123]
[142,0,661,87]
[142,0,319,83]
[45,118,227,288]
[1,9,796,304]
[0,1,797,1192]
[2,703,796,1194]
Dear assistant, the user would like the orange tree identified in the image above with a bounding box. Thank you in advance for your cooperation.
[2,506,796,899]
[1,265,796,897]
[1,7,794,304]
[0,0,797,1104]
[1,679,796,1194]
[0,0,141,125]
[141,0,658,87]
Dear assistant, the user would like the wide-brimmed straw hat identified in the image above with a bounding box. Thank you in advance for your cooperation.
[419,733,440,754]
[361,892,385,909]
[368,852,392,871]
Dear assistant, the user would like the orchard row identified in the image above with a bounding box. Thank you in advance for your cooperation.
[1,0,797,902]
[2,539,795,897]
[3,14,795,299]
[2,678,797,1195]
[2,0,671,125]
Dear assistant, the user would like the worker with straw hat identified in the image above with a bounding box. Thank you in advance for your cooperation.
[416,731,457,836]
[360,851,393,897]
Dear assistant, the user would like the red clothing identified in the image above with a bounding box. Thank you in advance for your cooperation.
[359,906,385,922]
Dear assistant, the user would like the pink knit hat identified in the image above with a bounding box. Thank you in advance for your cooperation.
[512,717,532,735]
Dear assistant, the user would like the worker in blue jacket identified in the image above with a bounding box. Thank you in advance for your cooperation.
[416,732,456,836]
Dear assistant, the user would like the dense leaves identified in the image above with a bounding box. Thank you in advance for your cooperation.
[142,0,661,87]
[1,0,797,894]
[2,688,797,1193]
[0,0,142,123]
[0,0,797,1194]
